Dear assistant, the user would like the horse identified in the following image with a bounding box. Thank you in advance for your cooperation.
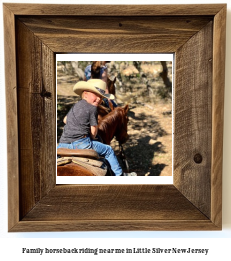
[97,76,117,122]
[98,105,129,145]
[97,104,111,123]
[57,104,129,176]
[107,77,116,95]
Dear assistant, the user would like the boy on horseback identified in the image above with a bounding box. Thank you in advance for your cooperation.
[57,79,136,176]
[84,61,118,111]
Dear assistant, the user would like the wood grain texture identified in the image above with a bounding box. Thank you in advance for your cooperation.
[16,19,56,219]
[11,220,218,232]
[18,16,213,53]
[3,4,19,231]
[3,3,225,16]
[13,185,215,232]
[211,5,226,228]
[174,22,213,218]
[22,185,207,221]
[4,3,226,231]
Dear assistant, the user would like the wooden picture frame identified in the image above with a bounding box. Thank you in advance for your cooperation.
[4,3,226,231]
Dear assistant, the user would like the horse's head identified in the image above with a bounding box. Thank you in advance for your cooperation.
[98,104,129,145]
[115,104,129,144]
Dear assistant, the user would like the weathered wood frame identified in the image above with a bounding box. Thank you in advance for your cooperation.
[4,4,226,231]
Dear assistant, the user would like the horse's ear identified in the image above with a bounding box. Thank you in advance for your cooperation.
[123,104,129,114]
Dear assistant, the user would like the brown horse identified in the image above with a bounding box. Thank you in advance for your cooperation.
[97,104,111,123]
[98,105,129,145]
[107,77,116,95]
[57,104,129,176]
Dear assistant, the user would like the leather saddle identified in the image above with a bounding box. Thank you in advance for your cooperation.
[57,148,107,176]
[57,148,99,159]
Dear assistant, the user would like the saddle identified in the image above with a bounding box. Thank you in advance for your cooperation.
[57,148,107,176]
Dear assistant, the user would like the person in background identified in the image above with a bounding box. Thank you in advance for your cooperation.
[84,61,110,82]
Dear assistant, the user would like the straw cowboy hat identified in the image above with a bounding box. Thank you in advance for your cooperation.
[73,79,114,100]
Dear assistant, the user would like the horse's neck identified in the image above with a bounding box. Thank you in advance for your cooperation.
[98,112,120,145]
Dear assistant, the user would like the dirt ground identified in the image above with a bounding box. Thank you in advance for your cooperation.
[110,101,172,176]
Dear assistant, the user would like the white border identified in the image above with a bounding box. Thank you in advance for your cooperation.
[56,53,173,62]
[56,54,174,184]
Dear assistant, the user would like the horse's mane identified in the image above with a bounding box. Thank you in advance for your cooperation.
[98,107,123,133]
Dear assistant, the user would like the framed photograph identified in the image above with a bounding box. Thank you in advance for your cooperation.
[4,3,226,231]
[56,54,174,185]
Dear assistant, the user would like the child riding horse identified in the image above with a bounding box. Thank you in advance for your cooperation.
[57,79,136,176]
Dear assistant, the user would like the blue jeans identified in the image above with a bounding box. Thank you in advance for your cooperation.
[57,136,122,176]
